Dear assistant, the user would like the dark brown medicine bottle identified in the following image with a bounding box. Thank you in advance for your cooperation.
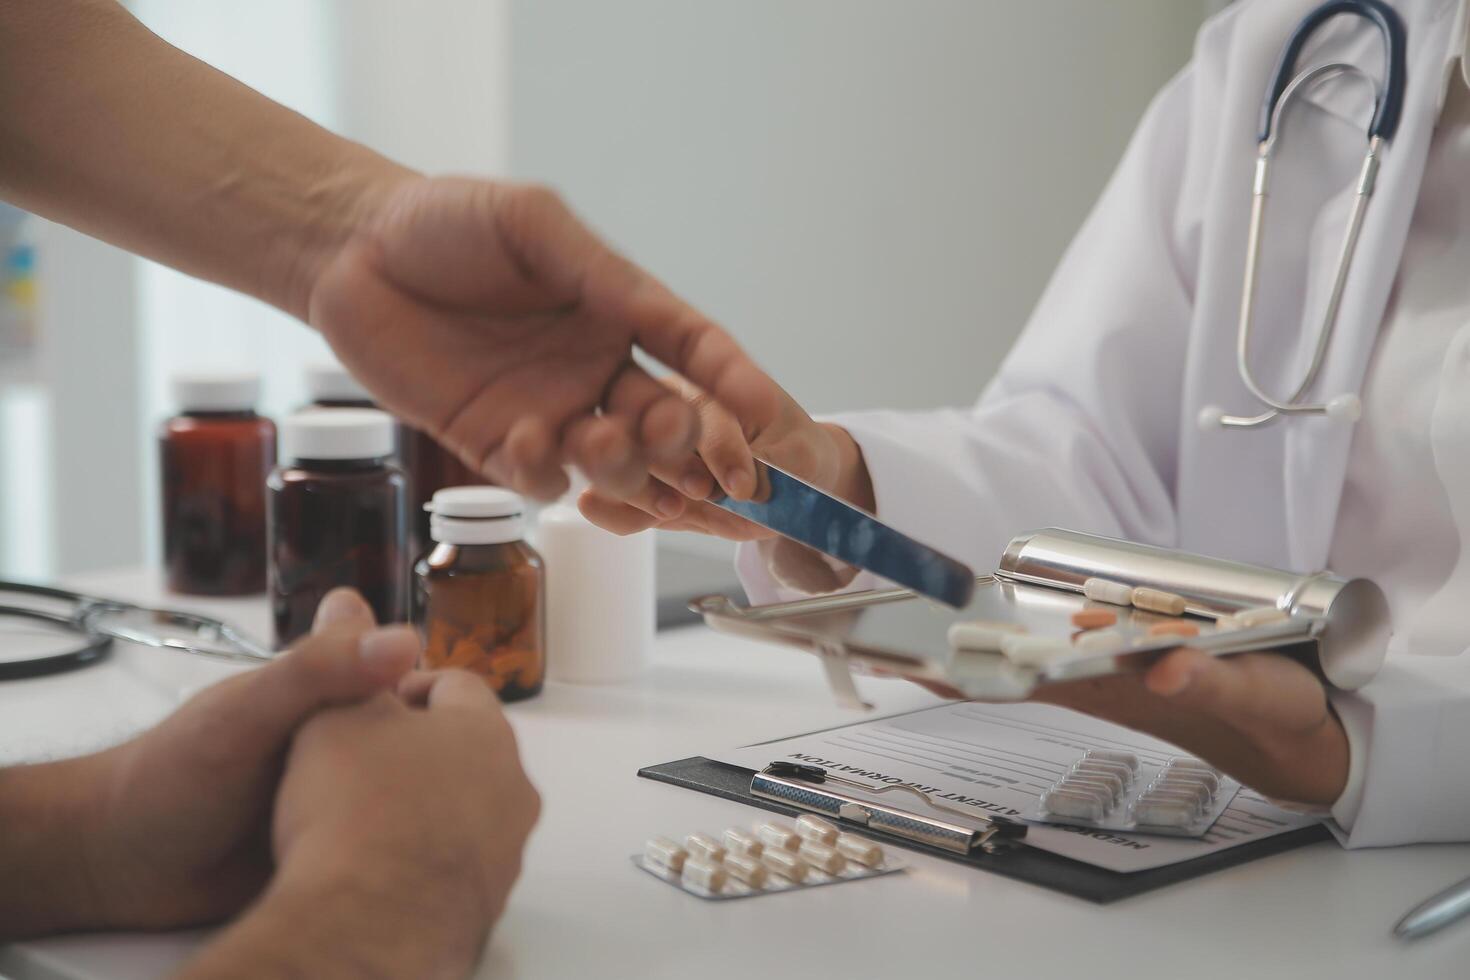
[268,409,407,648]
[413,487,545,702]
[160,373,276,595]
[400,425,486,561]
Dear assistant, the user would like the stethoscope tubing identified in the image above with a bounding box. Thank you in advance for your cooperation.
[1213,0,1408,430]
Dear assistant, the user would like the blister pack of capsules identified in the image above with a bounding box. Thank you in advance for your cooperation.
[1026,749,1240,838]
[634,815,906,901]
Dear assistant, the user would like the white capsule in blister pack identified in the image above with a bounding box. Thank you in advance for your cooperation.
[723,828,762,858]
[633,820,906,901]
[685,832,725,864]
[756,822,801,852]
[1031,750,1239,838]
[795,814,838,845]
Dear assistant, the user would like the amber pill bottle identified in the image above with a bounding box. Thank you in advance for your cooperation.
[267,410,407,648]
[160,373,276,596]
[413,486,545,702]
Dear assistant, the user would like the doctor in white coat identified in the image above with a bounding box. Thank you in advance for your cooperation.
[582,0,1470,847]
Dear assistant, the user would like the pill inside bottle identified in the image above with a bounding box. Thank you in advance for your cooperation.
[413,487,545,702]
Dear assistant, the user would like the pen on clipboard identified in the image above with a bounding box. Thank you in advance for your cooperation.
[1394,872,1470,940]
[751,761,1027,855]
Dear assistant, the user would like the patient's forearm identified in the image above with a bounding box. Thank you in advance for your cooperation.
[0,0,413,320]
[0,759,104,940]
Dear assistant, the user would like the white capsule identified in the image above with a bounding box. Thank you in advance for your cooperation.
[1231,605,1290,628]
[1083,578,1135,606]
[1133,799,1198,828]
[1130,587,1187,616]
[643,836,687,873]
[761,847,809,882]
[835,834,884,867]
[722,851,769,888]
[723,828,763,858]
[1165,757,1220,776]
[1041,789,1108,821]
[681,857,728,893]
[947,619,1027,651]
[756,822,801,852]
[1138,788,1204,815]
[1060,773,1123,805]
[795,814,838,845]
[1150,777,1213,808]
[1084,749,1139,773]
[1073,629,1126,654]
[999,634,1074,667]
[685,832,725,864]
[798,840,848,875]
[1074,759,1134,788]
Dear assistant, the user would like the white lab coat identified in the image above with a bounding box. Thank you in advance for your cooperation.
[737,0,1470,847]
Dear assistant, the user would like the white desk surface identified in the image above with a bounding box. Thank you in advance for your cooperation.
[2,569,1469,980]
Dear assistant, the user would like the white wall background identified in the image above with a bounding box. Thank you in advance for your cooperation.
[509,1,1209,414]
[7,1,1212,576]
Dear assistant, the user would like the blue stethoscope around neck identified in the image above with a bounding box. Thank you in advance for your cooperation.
[1199,0,1408,431]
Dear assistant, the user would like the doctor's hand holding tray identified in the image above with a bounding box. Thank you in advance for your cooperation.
[582,0,1470,851]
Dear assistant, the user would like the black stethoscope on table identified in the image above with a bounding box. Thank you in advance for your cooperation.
[1199,0,1407,431]
[0,581,272,680]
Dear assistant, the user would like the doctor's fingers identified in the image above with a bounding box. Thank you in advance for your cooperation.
[577,485,770,540]
[1143,648,1331,733]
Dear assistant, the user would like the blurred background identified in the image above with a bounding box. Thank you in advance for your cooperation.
[0,0,1221,583]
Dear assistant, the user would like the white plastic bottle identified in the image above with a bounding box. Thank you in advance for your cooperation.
[532,499,654,683]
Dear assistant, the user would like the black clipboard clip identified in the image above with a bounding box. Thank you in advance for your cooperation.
[752,761,1027,856]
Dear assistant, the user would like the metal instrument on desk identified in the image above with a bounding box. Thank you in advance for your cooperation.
[694,527,1391,707]
[0,581,272,680]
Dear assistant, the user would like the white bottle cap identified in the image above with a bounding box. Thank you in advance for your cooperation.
[173,372,260,413]
[428,486,525,544]
[304,361,374,404]
[281,409,394,461]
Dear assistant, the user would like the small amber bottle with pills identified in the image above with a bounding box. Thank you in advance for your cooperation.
[160,372,276,595]
[413,487,545,701]
[267,409,407,647]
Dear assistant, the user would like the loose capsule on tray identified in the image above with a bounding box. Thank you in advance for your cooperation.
[634,820,906,900]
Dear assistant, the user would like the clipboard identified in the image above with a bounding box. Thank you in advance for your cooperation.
[637,755,1331,904]
[691,528,1392,706]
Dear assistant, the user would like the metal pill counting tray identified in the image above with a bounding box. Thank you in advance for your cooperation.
[692,528,1391,708]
